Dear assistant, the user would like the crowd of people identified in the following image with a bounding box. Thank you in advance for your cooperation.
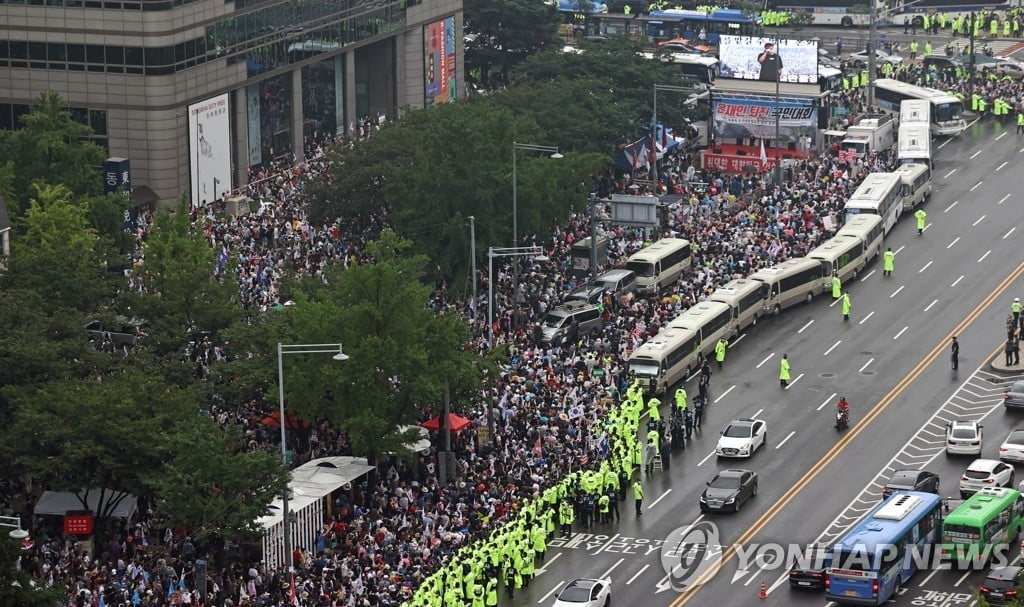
[6,81,910,607]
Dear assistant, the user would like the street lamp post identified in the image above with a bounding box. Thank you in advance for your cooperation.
[0,515,28,540]
[511,142,562,247]
[650,84,700,183]
[276,343,349,590]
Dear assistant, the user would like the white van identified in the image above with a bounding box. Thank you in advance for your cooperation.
[627,326,701,395]
[667,300,733,360]
[626,238,692,295]
[892,163,932,210]
[807,234,870,287]
[835,215,884,265]
[708,279,765,334]
[749,258,825,315]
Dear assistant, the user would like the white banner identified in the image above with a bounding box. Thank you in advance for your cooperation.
[247,85,262,168]
[188,93,232,208]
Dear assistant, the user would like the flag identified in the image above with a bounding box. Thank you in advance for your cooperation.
[630,147,638,173]
[759,139,768,168]
[290,577,299,606]
[661,125,668,150]
[649,137,657,168]
[533,436,542,458]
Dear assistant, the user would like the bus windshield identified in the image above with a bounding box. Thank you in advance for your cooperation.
[626,261,656,277]
[629,362,660,377]
[934,102,963,123]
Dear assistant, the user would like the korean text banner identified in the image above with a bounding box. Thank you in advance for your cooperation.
[719,36,818,84]
[712,94,817,141]
[424,16,457,106]
[188,93,232,208]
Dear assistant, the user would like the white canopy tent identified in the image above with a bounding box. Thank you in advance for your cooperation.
[34,489,138,520]
[257,456,374,568]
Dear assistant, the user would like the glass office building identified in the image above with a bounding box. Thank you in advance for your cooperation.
[0,0,464,205]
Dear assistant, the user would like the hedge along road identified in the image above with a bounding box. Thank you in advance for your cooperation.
[667,258,1024,607]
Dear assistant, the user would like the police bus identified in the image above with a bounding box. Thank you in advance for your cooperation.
[826,492,945,605]
[897,124,931,166]
[843,172,904,235]
[941,487,1024,567]
[626,238,692,295]
[749,258,825,315]
[899,99,932,127]
[807,233,872,287]
[835,215,884,266]
[892,163,932,210]
[627,326,701,395]
[708,279,765,335]
[667,300,734,357]
[874,79,966,136]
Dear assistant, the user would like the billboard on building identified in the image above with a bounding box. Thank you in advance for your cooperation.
[103,157,132,195]
[188,93,232,208]
[424,16,457,106]
[718,36,818,84]
[712,93,818,141]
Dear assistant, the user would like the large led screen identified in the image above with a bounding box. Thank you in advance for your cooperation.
[719,36,819,84]
[188,93,232,208]
[424,16,458,106]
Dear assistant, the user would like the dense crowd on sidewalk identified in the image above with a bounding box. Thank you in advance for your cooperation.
[6,89,910,607]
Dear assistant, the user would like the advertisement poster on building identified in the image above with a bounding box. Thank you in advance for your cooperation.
[424,16,457,106]
[247,85,262,168]
[718,36,818,84]
[188,93,232,208]
[712,94,817,142]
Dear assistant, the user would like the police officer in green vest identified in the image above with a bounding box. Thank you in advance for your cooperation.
[674,386,687,412]
[598,492,610,524]
[1017,111,1024,135]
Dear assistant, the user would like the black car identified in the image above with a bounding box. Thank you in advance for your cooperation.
[881,470,940,499]
[980,566,1024,605]
[788,545,829,591]
[1005,381,1024,410]
[700,469,758,513]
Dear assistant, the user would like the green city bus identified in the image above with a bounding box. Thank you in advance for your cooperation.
[942,487,1024,566]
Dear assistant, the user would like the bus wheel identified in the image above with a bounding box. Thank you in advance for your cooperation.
[805,291,814,304]
[773,304,781,316]
[751,315,758,327]
[840,16,853,27]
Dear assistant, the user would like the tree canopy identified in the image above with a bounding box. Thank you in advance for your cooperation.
[463,0,561,87]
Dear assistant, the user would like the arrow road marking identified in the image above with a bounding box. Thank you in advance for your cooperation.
[534,552,562,575]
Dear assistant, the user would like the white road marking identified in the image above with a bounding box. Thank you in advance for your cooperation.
[824,340,842,356]
[943,168,957,178]
[999,193,1012,205]
[970,181,983,192]
[924,299,938,312]
[947,236,960,249]
[951,275,965,287]
[767,573,790,594]
[997,132,1008,141]
[894,326,908,340]
[798,319,814,333]
[944,200,959,213]
[817,393,837,411]
[970,150,982,159]
[997,161,1009,171]
[973,215,986,226]
[954,570,973,587]
[756,353,775,369]
[752,408,764,419]
[776,430,796,449]
[919,261,932,273]
[919,568,942,587]
[979,250,992,263]
[535,553,561,574]
[894,245,905,255]
[858,311,874,325]
[890,285,904,298]
[698,450,716,466]
[626,564,650,585]
[859,358,875,373]
[1005,227,1017,240]
[731,333,746,347]
[830,296,841,307]
[598,558,624,581]
[859,269,875,282]
[648,489,672,510]
[785,373,804,390]
[923,222,932,233]
[714,385,735,403]
[743,570,762,586]
[538,583,564,604]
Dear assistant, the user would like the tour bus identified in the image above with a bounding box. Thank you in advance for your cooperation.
[897,124,931,166]
[708,279,765,335]
[645,52,721,87]
[627,326,701,395]
[835,214,884,265]
[899,99,931,128]
[667,300,733,359]
[826,492,944,605]
[626,238,692,295]
[941,487,1024,567]
[807,234,871,287]
[748,258,825,315]
[819,67,843,94]
[874,79,966,136]
[843,172,904,236]
[892,163,932,210]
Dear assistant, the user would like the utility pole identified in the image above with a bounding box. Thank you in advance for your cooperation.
[773,36,783,185]
[867,0,879,107]
[469,215,477,322]
[968,11,976,100]
[589,200,599,281]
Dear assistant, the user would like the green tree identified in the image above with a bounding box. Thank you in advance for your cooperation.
[4,371,194,531]
[0,536,65,607]
[464,0,561,86]
[270,230,480,459]
[0,90,106,214]
[130,200,240,359]
[145,415,288,541]
[1,183,113,315]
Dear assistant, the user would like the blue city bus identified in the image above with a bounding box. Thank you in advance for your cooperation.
[825,491,944,605]
[639,9,760,45]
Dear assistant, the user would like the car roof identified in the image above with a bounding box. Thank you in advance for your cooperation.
[889,470,921,481]
[1011,380,1024,391]
[967,459,1002,472]
[598,269,633,279]
[987,566,1024,580]
[564,578,603,589]
[951,420,977,427]
[719,468,751,478]
[1005,429,1024,442]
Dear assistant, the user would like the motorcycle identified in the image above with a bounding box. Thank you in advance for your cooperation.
[835,409,850,431]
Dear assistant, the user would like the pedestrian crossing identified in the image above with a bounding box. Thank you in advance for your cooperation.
[947,37,1024,57]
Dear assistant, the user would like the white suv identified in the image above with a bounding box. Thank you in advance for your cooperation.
[946,420,983,456]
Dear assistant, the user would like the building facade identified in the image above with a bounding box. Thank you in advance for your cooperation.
[0,0,464,205]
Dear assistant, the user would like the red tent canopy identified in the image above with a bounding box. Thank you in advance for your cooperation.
[261,410,311,429]
[421,413,472,432]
